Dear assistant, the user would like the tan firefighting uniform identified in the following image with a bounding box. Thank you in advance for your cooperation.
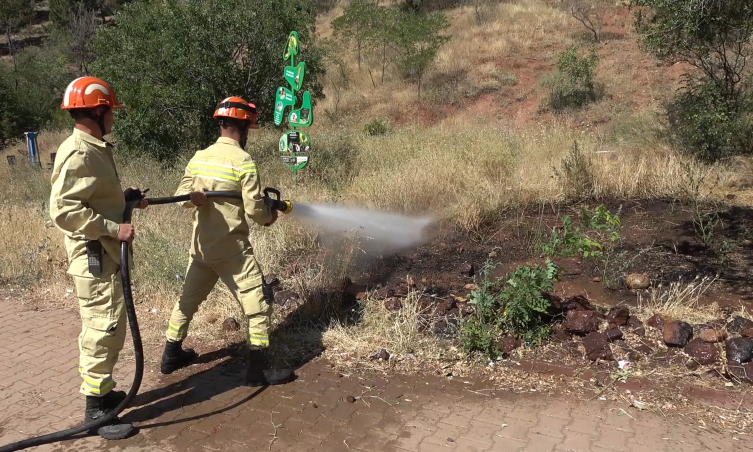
[49,129,127,397]
[166,137,274,348]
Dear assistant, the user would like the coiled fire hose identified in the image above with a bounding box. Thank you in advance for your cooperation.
[0,190,291,452]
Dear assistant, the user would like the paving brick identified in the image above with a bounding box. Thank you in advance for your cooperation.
[351,428,399,452]
[555,430,594,452]
[592,426,633,451]
[386,425,435,451]
[423,422,469,447]
[564,414,600,436]
[530,415,568,439]
[460,419,500,445]
[495,418,535,442]
[521,433,561,452]
[454,437,493,452]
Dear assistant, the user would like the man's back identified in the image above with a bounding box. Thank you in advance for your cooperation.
[176,137,271,262]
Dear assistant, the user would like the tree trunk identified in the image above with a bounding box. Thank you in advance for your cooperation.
[6,27,18,90]
[381,43,386,83]
[357,40,361,69]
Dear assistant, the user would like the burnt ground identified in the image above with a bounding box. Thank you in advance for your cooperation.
[269,198,753,409]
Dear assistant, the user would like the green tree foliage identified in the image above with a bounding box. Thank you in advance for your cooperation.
[544,45,600,111]
[633,0,753,160]
[0,0,34,77]
[0,47,71,144]
[334,2,449,96]
[92,0,324,160]
[392,11,449,96]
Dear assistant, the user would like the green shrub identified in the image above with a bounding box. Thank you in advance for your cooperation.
[544,45,600,111]
[540,205,621,259]
[364,118,390,136]
[460,259,560,358]
[666,80,753,162]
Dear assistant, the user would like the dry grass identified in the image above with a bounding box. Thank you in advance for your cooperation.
[634,276,722,324]
[323,292,441,361]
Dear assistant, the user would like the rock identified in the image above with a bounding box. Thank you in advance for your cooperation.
[551,327,572,342]
[634,342,654,356]
[436,298,457,315]
[489,250,499,258]
[205,313,219,324]
[685,359,700,371]
[647,313,668,330]
[563,310,600,336]
[384,299,402,312]
[371,349,390,361]
[417,296,434,313]
[626,316,643,329]
[345,283,366,297]
[464,283,479,290]
[625,273,650,290]
[592,276,602,283]
[697,327,727,343]
[605,327,624,342]
[727,193,737,200]
[583,332,613,361]
[634,327,646,336]
[394,286,410,297]
[376,288,395,300]
[684,338,719,365]
[346,395,356,403]
[458,303,474,317]
[562,295,592,312]
[433,320,451,335]
[725,337,753,363]
[663,321,694,347]
[311,402,318,408]
[222,317,240,331]
[501,337,522,354]
[447,438,455,443]
[607,306,630,326]
[460,263,475,277]
[742,328,753,338]
[727,362,753,384]
[727,316,753,335]
[274,290,300,306]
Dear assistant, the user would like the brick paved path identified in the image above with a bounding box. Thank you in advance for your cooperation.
[0,299,748,452]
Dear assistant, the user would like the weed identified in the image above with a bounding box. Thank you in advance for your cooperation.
[554,141,594,200]
[364,118,390,136]
[540,205,621,259]
[543,45,601,111]
[461,259,559,358]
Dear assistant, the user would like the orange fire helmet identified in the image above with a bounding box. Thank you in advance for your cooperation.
[61,76,127,110]
[214,96,260,128]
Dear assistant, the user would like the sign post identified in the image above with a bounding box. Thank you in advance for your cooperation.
[274,31,314,183]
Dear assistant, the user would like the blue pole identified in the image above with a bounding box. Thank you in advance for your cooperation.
[25,132,39,165]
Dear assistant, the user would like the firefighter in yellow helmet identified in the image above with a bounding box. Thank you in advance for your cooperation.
[49,76,147,439]
[161,97,294,386]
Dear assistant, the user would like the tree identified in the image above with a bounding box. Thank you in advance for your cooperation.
[633,0,753,160]
[332,0,381,70]
[0,0,34,83]
[633,0,753,99]
[92,0,324,160]
[558,0,607,42]
[392,10,449,97]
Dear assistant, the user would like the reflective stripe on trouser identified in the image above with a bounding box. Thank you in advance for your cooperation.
[73,257,126,397]
[166,249,272,348]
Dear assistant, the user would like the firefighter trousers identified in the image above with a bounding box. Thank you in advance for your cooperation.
[72,256,126,397]
[166,249,271,348]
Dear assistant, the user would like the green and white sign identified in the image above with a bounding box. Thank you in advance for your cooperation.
[278,130,310,171]
[276,30,314,175]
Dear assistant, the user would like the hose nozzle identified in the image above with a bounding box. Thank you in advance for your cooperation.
[263,187,293,215]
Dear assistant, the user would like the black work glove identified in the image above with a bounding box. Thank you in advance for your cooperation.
[124,187,148,203]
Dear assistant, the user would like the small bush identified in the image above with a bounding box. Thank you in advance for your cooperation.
[554,141,594,199]
[544,45,600,111]
[364,119,390,136]
[460,259,560,358]
[540,205,621,259]
[666,80,753,162]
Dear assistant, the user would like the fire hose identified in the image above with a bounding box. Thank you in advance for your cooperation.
[0,189,292,452]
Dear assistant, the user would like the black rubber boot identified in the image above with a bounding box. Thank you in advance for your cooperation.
[245,348,294,387]
[102,390,127,411]
[85,396,134,440]
[160,340,198,374]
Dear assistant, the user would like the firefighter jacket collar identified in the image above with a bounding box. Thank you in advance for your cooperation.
[73,128,110,149]
[216,136,242,148]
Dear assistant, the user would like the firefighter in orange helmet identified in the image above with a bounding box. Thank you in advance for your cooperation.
[49,76,147,439]
[161,97,294,386]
